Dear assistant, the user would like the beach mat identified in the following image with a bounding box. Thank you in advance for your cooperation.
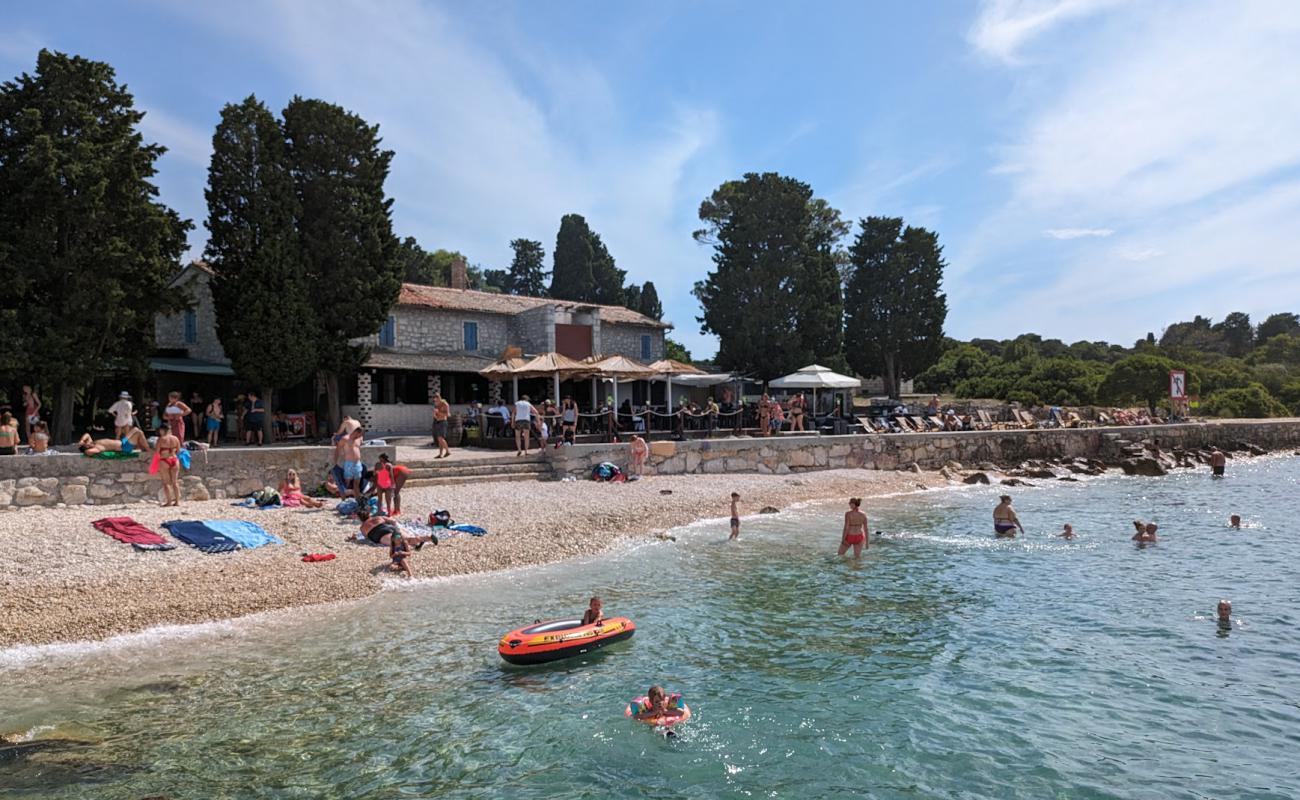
[160,520,240,554]
[201,520,283,550]
[91,517,175,550]
[91,450,137,460]
[400,520,488,540]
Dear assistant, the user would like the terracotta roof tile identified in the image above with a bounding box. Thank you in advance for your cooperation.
[396,284,670,328]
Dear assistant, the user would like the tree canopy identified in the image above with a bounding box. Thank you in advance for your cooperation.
[500,238,549,296]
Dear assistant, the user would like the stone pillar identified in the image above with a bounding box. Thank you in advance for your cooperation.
[428,373,441,403]
[358,372,373,430]
[489,380,502,405]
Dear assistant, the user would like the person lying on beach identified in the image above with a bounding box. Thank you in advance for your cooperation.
[389,531,415,578]
[582,596,604,626]
[839,497,868,558]
[993,495,1023,536]
[1058,523,1075,539]
[1229,514,1241,529]
[729,492,741,540]
[77,428,151,457]
[356,508,436,548]
[279,468,324,508]
[1132,523,1158,542]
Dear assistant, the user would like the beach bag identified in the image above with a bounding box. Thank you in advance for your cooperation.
[252,487,281,507]
[591,462,622,482]
[429,509,454,528]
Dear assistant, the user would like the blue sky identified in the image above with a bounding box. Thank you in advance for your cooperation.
[5,1,1300,359]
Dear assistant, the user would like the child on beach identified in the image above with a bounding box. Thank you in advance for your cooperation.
[389,531,415,578]
[582,597,604,626]
[629,435,648,476]
[374,453,410,516]
[729,493,740,540]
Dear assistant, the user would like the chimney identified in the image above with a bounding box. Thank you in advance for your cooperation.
[450,256,468,290]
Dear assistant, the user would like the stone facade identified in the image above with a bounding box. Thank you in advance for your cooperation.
[600,323,664,362]
[0,446,393,510]
[511,306,556,353]
[374,308,509,356]
[154,266,228,364]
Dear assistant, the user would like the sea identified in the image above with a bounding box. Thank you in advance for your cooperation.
[2,456,1298,799]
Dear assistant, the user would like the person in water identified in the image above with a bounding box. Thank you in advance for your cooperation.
[1229,514,1242,529]
[1217,599,1232,623]
[582,596,604,626]
[1132,519,1146,536]
[634,686,677,722]
[1210,447,1227,477]
[839,497,868,558]
[77,428,151,457]
[1133,523,1158,542]
[729,492,740,540]
[993,495,1023,536]
[1058,523,1075,539]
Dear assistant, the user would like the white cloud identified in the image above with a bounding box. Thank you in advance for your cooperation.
[968,0,1122,63]
[1044,227,1113,239]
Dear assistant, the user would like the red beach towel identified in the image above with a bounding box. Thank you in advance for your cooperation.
[301,553,336,562]
[92,517,168,546]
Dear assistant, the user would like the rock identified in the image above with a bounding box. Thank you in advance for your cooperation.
[945,460,964,472]
[187,484,211,502]
[759,506,780,514]
[774,463,791,475]
[938,467,955,480]
[0,491,11,507]
[963,472,990,485]
[37,477,59,492]
[1120,457,1167,477]
[88,484,120,500]
[1245,443,1267,456]
[16,477,39,488]
[903,462,922,474]
[0,479,13,492]
[1058,476,1079,481]
[654,533,677,542]
[14,486,52,506]
[65,475,90,485]
[59,484,88,505]
[1018,467,1058,479]
[1000,478,1034,487]
[979,462,997,472]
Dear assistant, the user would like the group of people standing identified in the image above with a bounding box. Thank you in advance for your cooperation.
[104,389,270,447]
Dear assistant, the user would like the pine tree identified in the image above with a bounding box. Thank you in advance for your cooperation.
[588,230,626,306]
[205,95,317,438]
[283,97,400,430]
[549,214,596,301]
[0,50,191,441]
[843,217,948,398]
[623,284,642,315]
[638,282,664,321]
[506,238,548,296]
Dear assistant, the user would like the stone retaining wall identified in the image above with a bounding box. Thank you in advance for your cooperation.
[545,419,1300,478]
[0,445,394,510]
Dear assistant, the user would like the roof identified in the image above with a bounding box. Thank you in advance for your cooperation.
[148,356,235,376]
[363,350,495,373]
[649,358,705,375]
[166,259,213,289]
[769,364,861,390]
[396,284,670,328]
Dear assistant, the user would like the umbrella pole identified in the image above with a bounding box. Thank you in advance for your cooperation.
[553,372,560,404]
[512,376,519,403]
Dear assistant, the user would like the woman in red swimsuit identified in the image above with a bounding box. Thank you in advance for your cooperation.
[838,497,868,559]
[154,428,182,506]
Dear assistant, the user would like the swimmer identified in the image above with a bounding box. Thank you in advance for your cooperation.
[1132,520,1146,536]
[1210,448,1226,477]
[582,596,604,626]
[634,686,676,722]
[838,497,868,558]
[1217,599,1232,624]
[1229,514,1241,529]
[729,492,740,540]
[1058,523,1075,539]
[993,495,1023,536]
[1132,522,1158,543]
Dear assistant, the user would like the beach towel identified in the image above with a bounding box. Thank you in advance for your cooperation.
[400,520,488,540]
[161,520,240,554]
[92,517,174,549]
[92,450,137,460]
[201,520,283,550]
[301,553,336,562]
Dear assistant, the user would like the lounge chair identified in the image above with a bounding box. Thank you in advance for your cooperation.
[927,415,946,431]
[974,410,994,430]
[909,416,931,432]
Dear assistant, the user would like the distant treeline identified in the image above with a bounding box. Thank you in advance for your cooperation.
[916,312,1300,418]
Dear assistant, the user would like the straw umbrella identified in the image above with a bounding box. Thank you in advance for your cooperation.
[512,352,591,404]
[649,358,705,409]
[478,356,529,402]
[587,354,656,414]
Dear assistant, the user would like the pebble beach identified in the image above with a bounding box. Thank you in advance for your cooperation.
[0,469,946,649]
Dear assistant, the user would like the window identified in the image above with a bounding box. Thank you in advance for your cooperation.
[463,321,479,351]
[183,309,198,345]
[640,334,652,361]
[379,316,396,347]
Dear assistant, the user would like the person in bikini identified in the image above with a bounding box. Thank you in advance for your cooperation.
[729,492,741,540]
[77,428,151,457]
[628,434,648,476]
[993,495,1023,537]
[839,497,868,558]
[389,531,416,578]
[355,507,437,548]
[279,468,324,508]
[0,413,18,456]
[374,453,410,516]
[582,596,604,626]
[154,425,182,506]
[789,392,806,432]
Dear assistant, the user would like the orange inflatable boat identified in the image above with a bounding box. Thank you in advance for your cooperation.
[498,616,636,665]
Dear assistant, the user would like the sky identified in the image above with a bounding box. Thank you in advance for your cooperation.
[4,0,1300,359]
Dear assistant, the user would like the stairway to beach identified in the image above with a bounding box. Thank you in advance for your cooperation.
[399,452,553,487]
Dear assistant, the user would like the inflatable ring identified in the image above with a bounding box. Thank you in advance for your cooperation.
[498,616,636,665]
[626,693,691,726]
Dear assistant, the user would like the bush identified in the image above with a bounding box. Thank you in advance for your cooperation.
[1201,384,1290,418]
[1277,381,1300,415]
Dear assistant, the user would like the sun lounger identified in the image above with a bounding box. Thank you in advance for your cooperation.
[1016,410,1038,428]
[908,416,930,432]
[927,415,946,431]
[894,415,917,432]
[974,410,994,430]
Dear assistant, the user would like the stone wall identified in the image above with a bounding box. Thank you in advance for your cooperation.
[378,307,508,356]
[154,268,229,365]
[0,445,394,510]
[511,306,555,353]
[600,323,664,361]
[545,419,1300,478]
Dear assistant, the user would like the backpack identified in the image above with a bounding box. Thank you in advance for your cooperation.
[429,509,454,528]
[591,462,623,482]
[252,487,281,507]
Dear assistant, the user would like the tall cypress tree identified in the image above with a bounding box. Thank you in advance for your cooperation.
[843,216,947,398]
[205,95,317,437]
[283,97,399,430]
[506,238,549,296]
[588,230,627,306]
[0,50,190,441]
[550,214,596,301]
[638,281,664,321]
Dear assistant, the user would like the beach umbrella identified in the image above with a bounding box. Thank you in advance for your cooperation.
[512,352,591,403]
[649,359,705,410]
[587,354,656,414]
[769,364,861,421]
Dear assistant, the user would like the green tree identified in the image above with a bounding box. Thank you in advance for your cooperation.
[1159,315,1222,352]
[623,284,642,315]
[638,281,663,321]
[550,214,597,301]
[664,337,692,363]
[0,50,190,442]
[915,343,993,393]
[283,97,400,431]
[1099,354,1195,410]
[504,238,548,296]
[843,216,948,398]
[1203,384,1289,418]
[1212,311,1253,357]
[1277,380,1300,415]
[1251,333,1300,366]
[1256,312,1299,343]
[693,172,847,378]
[396,236,443,285]
[588,230,627,306]
[205,95,317,439]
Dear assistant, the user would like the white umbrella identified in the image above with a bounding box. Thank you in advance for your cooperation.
[769,364,860,422]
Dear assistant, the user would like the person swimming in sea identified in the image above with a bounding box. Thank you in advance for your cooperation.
[582,596,604,626]
[1132,519,1146,536]
[1229,514,1241,529]
[1132,523,1158,543]
[1210,448,1227,477]
[993,495,1023,537]
[729,492,740,540]
[838,497,868,558]
[1058,523,1075,539]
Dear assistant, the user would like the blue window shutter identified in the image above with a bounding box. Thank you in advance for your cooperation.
[184,310,197,344]
[464,321,478,351]
[380,316,395,347]
[641,334,651,361]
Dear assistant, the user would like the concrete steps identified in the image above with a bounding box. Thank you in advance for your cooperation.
[404,470,548,488]
[399,455,552,486]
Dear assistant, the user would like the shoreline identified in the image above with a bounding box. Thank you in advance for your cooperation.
[0,468,951,651]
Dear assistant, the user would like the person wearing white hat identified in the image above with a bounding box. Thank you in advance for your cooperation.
[107,391,136,438]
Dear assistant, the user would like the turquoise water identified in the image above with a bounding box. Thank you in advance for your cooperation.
[3,457,1299,799]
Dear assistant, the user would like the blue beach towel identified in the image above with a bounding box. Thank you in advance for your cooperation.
[449,524,488,536]
[202,520,283,550]
[161,520,240,554]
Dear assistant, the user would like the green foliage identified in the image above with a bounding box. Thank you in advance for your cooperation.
[692,172,848,378]
[503,238,548,296]
[1202,384,1289,418]
[549,214,597,301]
[395,236,443,285]
[843,216,947,398]
[204,95,317,393]
[915,343,992,393]
[1213,312,1253,357]
[0,49,191,439]
[1277,380,1300,415]
[1250,333,1300,367]
[664,337,692,363]
[1099,354,1196,409]
[638,281,663,321]
[282,96,399,377]
[588,230,626,306]
[1256,312,1299,343]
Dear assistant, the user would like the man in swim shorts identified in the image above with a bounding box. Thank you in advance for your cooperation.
[77,428,151,457]
[839,497,868,558]
[729,492,740,540]
[993,495,1023,536]
[431,392,451,459]
[1210,448,1226,477]
[342,428,365,501]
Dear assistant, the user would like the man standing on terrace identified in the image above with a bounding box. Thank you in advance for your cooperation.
[432,392,451,459]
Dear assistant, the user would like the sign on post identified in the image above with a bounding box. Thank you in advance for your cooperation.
[1169,370,1187,400]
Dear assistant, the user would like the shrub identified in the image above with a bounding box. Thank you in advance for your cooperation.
[1201,384,1290,418]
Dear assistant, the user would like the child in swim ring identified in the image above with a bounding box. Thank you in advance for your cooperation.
[635,686,673,721]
